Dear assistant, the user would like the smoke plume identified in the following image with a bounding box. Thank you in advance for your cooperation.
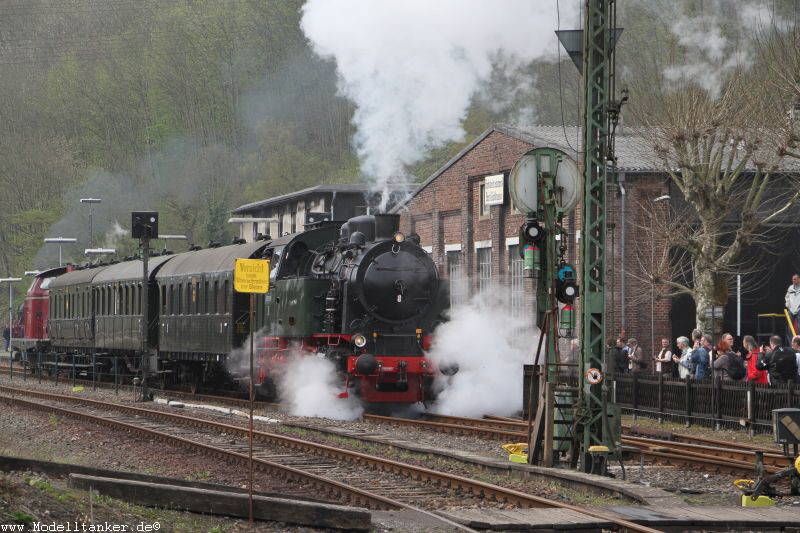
[300,0,580,202]
[662,1,786,98]
[279,355,364,420]
[426,290,537,418]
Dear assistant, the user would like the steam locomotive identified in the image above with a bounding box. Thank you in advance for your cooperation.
[16,213,449,404]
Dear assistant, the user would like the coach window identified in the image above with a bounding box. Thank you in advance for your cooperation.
[178,284,183,315]
[161,285,167,315]
[212,280,218,314]
[203,281,209,314]
[222,279,229,314]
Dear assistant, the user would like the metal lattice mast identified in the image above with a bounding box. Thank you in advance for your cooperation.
[579,0,618,461]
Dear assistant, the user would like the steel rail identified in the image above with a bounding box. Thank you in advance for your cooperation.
[365,413,528,441]
[622,435,789,469]
[0,385,658,533]
[0,391,401,510]
[365,412,782,477]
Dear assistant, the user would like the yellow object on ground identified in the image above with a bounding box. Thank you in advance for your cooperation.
[588,445,609,453]
[742,495,775,507]
[71,386,84,392]
[795,455,800,474]
[502,443,529,463]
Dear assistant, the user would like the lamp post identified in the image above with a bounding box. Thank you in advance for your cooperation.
[80,198,102,248]
[0,277,22,357]
[44,237,78,267]
[649,195,670,364]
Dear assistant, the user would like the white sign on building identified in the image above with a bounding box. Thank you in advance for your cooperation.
[484,174,504,206]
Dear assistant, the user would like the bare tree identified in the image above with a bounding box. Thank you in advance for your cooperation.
[631,71,799,332]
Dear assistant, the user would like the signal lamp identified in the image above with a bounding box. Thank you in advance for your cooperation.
[520,220,545,244]
[352,333,367,348]
[393,232,405,243]
[556,263,579,303]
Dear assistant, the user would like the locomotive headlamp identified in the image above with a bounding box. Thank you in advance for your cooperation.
[393,232,405,243]
[352,333,367,348]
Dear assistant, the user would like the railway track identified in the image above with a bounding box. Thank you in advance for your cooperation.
[365,413,789,476]
[0,384,659,533]
[0,363,278,410]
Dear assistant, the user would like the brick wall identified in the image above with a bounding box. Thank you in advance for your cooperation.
[401,128,672,359]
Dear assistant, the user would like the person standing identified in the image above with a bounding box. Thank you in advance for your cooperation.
[628,338,645,373]
[608,338,627,375]
[792,336,800,382]
[654,337,673,375]
[712,339,746,380]
[690,334,712,380]
[673,336,693,379]
[743,335,768,384]
[786,274,800,337]
[757,335,799,384]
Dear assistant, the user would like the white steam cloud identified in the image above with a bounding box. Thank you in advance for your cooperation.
[300,0,580,201]
[426,291,537,418]
[279,356,364,420]
[663,2,785,99]
[226,333,364,421]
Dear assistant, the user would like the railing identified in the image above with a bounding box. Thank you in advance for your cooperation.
[613,373,798,432]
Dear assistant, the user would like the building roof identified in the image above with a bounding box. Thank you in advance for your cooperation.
[155,240,270,279]
[399,123,800,208]
[92,254,175,284]
[232,184,368,214]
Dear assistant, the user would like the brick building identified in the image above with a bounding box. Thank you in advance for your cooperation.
[397,124,673,358]
[231,184,370,242]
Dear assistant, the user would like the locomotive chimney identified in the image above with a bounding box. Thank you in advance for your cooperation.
[374,214,400,240]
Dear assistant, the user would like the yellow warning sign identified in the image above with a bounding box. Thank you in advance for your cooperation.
[234,259,270,293]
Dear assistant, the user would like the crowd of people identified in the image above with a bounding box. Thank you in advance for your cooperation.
[608,331,800,384]
[605,274,800,385]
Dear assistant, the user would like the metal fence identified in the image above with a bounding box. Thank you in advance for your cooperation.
[613,374,798,430]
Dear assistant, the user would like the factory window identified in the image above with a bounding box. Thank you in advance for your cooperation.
[477,247,492,293]
[447,251,467,307]
[479,182,488,218]
[290,211,296,233]
[509,245,525,320]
